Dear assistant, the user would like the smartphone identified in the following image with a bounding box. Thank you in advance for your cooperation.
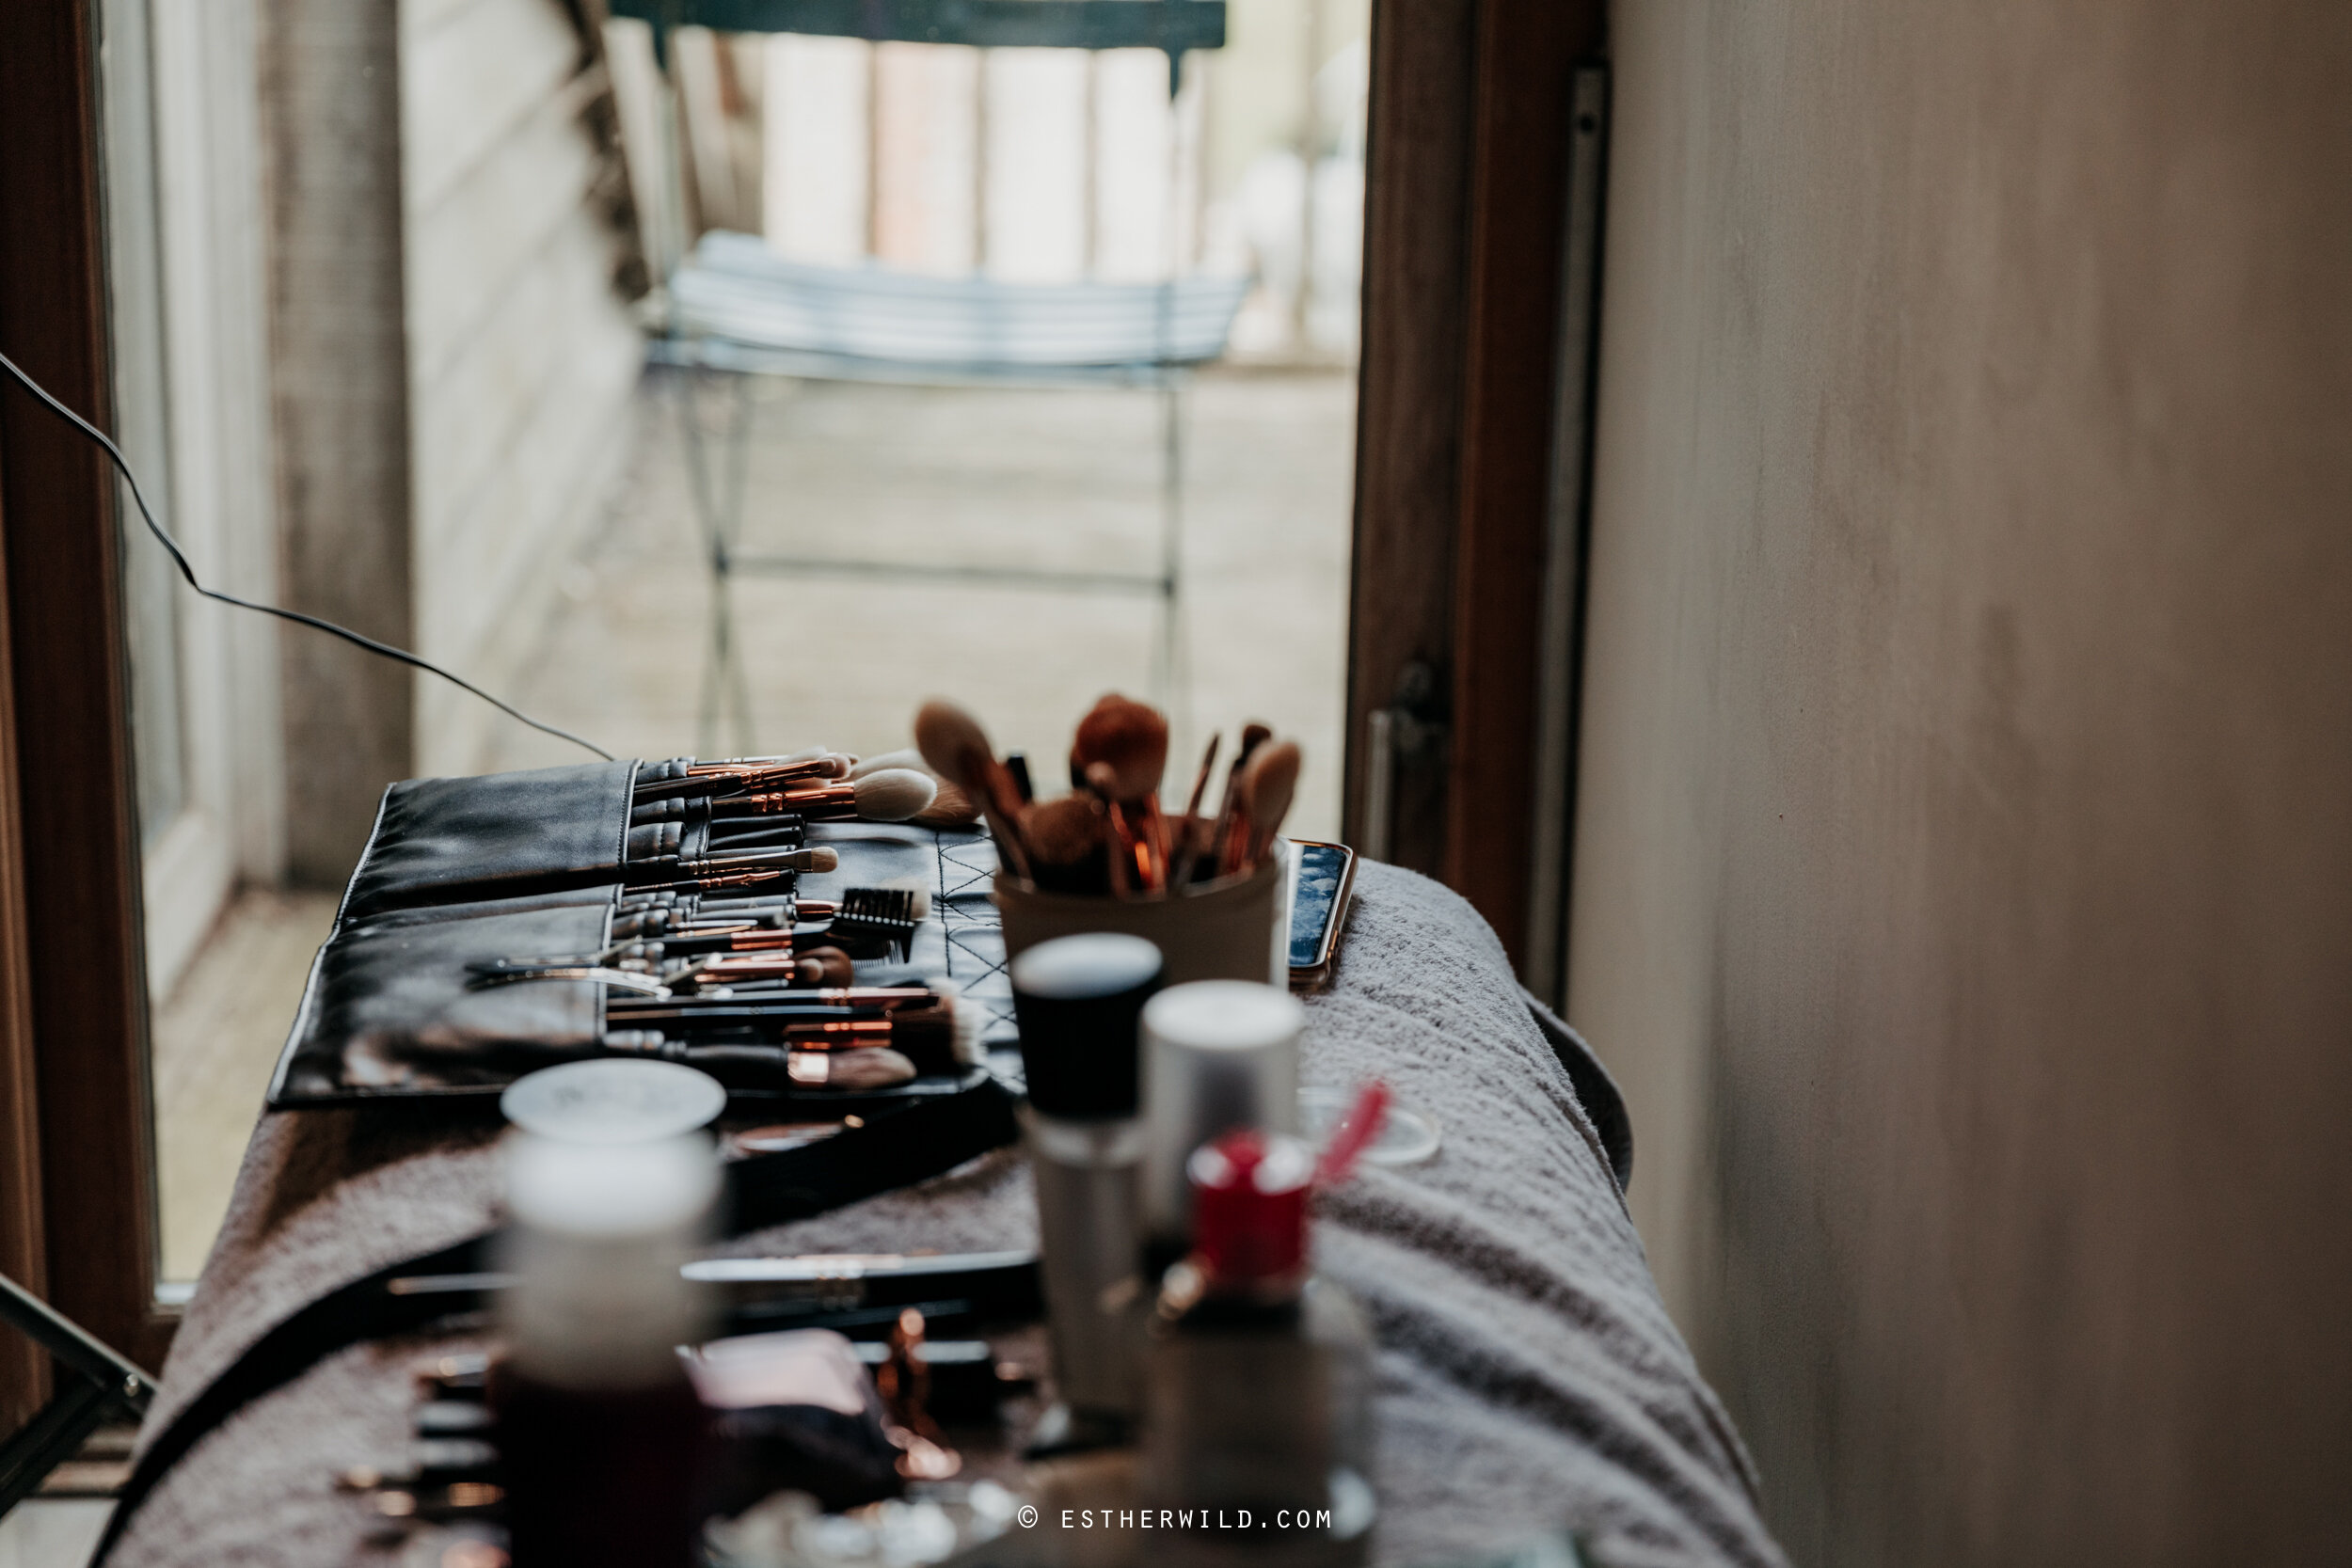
[1286,840,1358,992]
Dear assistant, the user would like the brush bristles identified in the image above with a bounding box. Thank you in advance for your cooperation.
[935,984,984,1066]
[850,748,930,781]
[877,877,932,921]
[1023,795,1102,866]
[838,884,930,924]
[795,946,855,987]
[1073,693,1168,801]
[851,768,938,821]
[911,781,982,828]
[1245,742,1301,848]
[914,701,993,791]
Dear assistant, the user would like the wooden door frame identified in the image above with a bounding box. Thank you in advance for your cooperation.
[1344,0,1605,970]
[0,0,172,1387]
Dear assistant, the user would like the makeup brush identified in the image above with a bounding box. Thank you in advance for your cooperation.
[616,991,953,1029]
[710,769,937,823]
[1164,732,1222,888]
[845,747,981,829]
[1019,794,1106,894]
[636,753,851,804]
[702,820,809,850]
[911,782,982,829]
[1218,744,1266,876]
[695,745,833,767]
[666,1044,921,1092]
[646,1007,959,1075]
[928,976,987,1066]
[660,847,838,876]
[1238,739,1301,868]
[787,1048,917,1091]
[1072,695,1168,800]
[790,947,856,988]
[1201,722,1272,882]
[914,701,1032,878]
[849,749,926,779]
[608,988,941,1014]
[660,945,852,989]
[1082,762,1136,898]
[624,867,803,895]
[1072,695,1170,884]
[688,748,843,777]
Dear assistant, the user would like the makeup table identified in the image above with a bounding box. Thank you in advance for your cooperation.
[108,845,1784,1568]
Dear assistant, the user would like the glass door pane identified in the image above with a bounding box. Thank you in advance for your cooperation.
[98,0,322,1289]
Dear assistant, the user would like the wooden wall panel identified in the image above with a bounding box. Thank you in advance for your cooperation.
[0,463,50,1432]
[1343,0,1480,879]
[1345,0,1602,966]
[1440,0,1602,961]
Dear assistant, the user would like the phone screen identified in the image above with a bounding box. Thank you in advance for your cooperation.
[1289,842,1351,970]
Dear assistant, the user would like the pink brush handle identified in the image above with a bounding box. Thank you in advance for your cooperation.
[1314,1081,1392,1188]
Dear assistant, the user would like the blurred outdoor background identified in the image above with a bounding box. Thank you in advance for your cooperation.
[103,0,1367,1283]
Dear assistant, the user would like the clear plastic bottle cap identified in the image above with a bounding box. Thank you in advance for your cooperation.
[499,1059,726,1145]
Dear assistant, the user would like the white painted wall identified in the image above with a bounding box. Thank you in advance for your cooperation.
[401,0,644,774]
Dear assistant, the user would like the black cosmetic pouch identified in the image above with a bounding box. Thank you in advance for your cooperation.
[270,890,616,1102]
[268,881,1003,1108]
[337,760,640,922]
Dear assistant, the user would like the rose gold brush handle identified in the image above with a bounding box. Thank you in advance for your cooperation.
[962,745,1035,880]
[1084,762,1140,897]
[1205,723,1271,879]
[724,784,856,818]
[688,756,848,784]
[1166,732,1221,887]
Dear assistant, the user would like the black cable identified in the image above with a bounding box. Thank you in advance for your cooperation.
[0,347,614,761]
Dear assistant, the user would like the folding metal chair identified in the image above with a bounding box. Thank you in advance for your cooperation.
[0,1274,153,1519]
[612,0,1240,755]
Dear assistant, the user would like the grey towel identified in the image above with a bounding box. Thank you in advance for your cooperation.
[117,862,1782,1568]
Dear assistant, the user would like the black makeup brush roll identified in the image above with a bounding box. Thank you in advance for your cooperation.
[269,882,990,1106]
[339,760,641,920]
[269,761,1018,1109]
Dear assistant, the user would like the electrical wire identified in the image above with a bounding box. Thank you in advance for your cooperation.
[0,347,613,761]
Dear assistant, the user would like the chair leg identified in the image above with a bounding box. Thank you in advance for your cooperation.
[681,364,760,757]
[722,376,758,753]
[697,559,736,759]
[0,1272,151,1519]
[1155,372,1187,730]
[0,1378,110,1520]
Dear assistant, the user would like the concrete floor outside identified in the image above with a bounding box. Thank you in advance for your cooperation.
[153,362,1358,1281]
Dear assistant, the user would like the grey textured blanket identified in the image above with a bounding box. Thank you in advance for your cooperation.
[116,859,1783,1568]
